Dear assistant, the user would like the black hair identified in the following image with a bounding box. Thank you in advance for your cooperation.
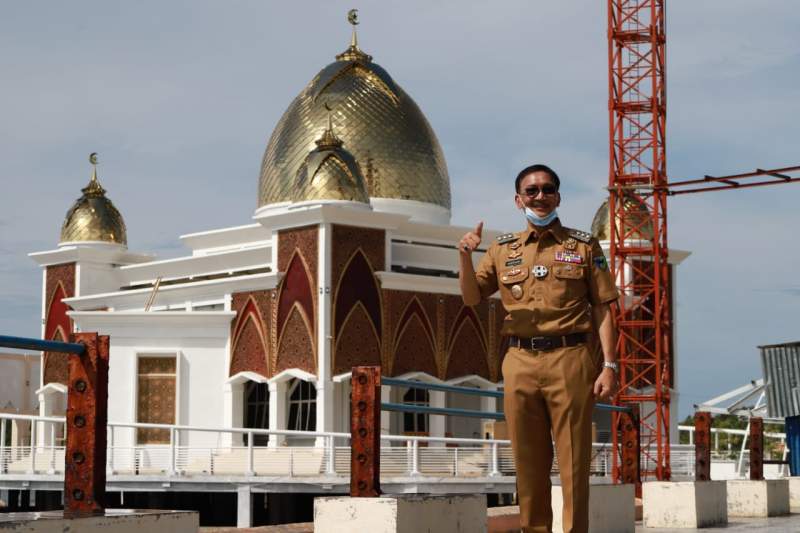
[515,164,560,192]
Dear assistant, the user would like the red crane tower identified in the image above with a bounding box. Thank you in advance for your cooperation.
[607,0,800,481]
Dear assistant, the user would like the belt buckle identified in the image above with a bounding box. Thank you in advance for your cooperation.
[530,336,552,351]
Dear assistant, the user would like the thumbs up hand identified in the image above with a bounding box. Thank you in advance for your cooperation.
[458,221,483,255]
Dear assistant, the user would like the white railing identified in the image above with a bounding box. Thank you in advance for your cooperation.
[0,413,706,482]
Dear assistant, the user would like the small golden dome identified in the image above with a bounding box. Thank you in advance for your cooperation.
[591,195,654,241]
[258,13,450,211]
[293,109,370,204]
[60,154,127,246]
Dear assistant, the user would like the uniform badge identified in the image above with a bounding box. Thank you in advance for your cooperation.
[496,233,518,244]
[567,228,592,243]
[555,250,583,264]
[511,284,523,299]
[507,250,522,259]
[593,256,609,271]
[501,267,524,282]
[509,242,521,250]
[532,265,549,278]
[564,237,577,250]
[505,258,523,267]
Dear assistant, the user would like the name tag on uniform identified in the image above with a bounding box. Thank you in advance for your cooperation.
[555,250,583,264]
[505,258,523,267]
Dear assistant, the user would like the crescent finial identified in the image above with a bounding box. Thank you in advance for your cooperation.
[89,152,98,165]
[347,9,359,26]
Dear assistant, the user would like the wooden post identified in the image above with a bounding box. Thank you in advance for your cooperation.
[350,366,381,497]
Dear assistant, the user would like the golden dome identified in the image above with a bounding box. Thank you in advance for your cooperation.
[60,154,127,246]
[258,24,450,211]
[591,195,654,241]
[293,110,370,204]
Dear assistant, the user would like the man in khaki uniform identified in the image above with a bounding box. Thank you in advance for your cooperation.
[458,164,619,533]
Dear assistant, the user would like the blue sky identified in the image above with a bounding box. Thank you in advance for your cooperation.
[1,1,798,419]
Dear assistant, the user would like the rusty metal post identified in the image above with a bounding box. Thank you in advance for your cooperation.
[350,366,381,497]
[749,417,764,481]
[694,411,712,481]
[619,404,641,497]
[64,332,109,516]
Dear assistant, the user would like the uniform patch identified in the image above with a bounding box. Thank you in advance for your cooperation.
[507,250,522,259]
[567,228,592,243]
[509,242,522,250]
[496,233,518,244]
[555,250,583,264]
[505,258,523,267]
[594,256,609,271]
[532,265,549,278]
[564,237,578,250]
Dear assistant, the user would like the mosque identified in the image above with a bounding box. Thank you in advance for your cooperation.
[28,13,688,490]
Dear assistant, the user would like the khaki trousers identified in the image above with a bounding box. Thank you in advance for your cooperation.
[502,344,596,533]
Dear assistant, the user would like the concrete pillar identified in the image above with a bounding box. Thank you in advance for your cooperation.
[381,385,391,434]
[237,485,252,528]
[429,390,445,447]
[222,381,244,448]
[315,380,335,447]
[268,381,287,448]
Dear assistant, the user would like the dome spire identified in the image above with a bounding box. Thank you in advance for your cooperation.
[82,152,106,197]
[337,9,372,63]
[315,103,344,150]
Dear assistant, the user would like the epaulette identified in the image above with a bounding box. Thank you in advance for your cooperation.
[566,228,593,244]
[496,233,519,244]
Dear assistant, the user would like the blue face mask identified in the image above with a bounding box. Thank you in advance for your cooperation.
[524,207,558,227]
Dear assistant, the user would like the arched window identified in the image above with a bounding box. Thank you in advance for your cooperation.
[288,379,317,432]
[243,381,270,446]
[402,387,429,433]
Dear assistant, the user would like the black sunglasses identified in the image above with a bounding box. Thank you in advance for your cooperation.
[520,184,558,197]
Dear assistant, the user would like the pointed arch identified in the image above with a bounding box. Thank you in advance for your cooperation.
[396,297,435,347]
[276,302,316,374]
[446,318,490,380]
[334,301,381,375]
[230,296,269,377]
[447,305,486,354]
[334,248,382,338]
[392,312,437,377]
[277,250,315,337]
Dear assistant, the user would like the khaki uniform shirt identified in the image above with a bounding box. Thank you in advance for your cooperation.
[475,219,619,337]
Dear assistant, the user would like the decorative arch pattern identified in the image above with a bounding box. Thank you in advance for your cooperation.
[333,249,382,374]
[445,304,490,380]
[44,276,73,386]
[276,303,316,374]
[230,296,269,377]
[391,298,437,377]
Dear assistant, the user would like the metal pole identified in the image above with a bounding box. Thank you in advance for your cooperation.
[410,439,420,476]
[694,411,712,481]
[749,417,764,481]
[489,442,500,477]
[350,366,381,496]
[169,427,177,476]
[326,435,336,475]
[0,418,6,474]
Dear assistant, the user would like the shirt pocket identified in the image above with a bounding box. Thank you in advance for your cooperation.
[498,266,530,304]
[551,263,587,305]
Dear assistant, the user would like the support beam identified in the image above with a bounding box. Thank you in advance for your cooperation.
[750,417,764,481]
[237,485,252,528]
[694,411,712,481]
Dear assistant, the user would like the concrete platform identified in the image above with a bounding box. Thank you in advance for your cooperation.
[314,494,486,533]
[552,483,636,533]
[643,480,727,528]
[727,479,790,517]
[638,513,800,532]
[788,477,800,512]
[0,508,198,532]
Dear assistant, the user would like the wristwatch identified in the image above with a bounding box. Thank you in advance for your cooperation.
[602,361,619,374]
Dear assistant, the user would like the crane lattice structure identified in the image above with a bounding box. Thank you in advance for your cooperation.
[607,0,800,482]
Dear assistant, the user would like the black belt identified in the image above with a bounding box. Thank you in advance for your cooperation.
[509,333,587,352]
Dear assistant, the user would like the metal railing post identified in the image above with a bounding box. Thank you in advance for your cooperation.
[169,427,177,476]
[454,447,459,476]
[289,447,294,477]
[29,418,36,474]
[326,435,336,475]
[0,418,5,474]
[410,439,420,476]
[108,426,115,474]
[246,431,254,476]
[489,441,500,477]
[49,423,56,473]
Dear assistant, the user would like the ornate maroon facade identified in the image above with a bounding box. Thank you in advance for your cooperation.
[43,262,75,385]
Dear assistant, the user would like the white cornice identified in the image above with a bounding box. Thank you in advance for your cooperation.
[375,271,462,296]
[254,203,410,232]
[180,223,270,253]
[68,310,236,329]
[63,272,281,311]
[28,246,153,268]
